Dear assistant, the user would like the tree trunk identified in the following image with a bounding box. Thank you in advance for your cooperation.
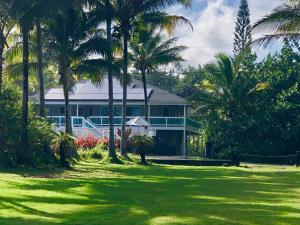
[140,153,146,164]
[120,28,129,157]
[141,69,149,121]
[0,31,4,94]
[105,0,116,159]
[36,17,46,117]
[59,144,69,168]
[64,83,72,134]
[19,24,30,164]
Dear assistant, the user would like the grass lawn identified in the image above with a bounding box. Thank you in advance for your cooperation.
[0,161,300,225]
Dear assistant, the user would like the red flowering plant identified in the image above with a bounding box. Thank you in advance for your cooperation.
[75,135,110,150]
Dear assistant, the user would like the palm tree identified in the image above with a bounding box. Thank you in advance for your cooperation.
[195,54,268,117]
[105,0,118,159]
[112,0,192,157]
[0,0,15,93]
[51,131,76,168]
[130,27,186,120]
[194,54,269,149]
[253,0,300,47]
[35,16,45,117]
[10,0,38,164]
[46,1,109,134]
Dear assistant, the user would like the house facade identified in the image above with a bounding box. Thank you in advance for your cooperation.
[37,77,202,156]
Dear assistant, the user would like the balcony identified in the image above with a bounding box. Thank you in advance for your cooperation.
[47,116,201,132]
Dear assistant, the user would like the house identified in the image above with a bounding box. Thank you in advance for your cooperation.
[35,77,202,156]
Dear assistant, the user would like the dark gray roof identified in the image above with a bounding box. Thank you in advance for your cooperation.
[40,77,187,105]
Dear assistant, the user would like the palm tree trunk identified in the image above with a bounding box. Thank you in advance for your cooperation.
[0,31,5,94]
[141,69,149,121]
[19,24,30,164]
[105,0,116,159]
[63,82,72,134]
[120,28,129,157]
[36,17,46,117]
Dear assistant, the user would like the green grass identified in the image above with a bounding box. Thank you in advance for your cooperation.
[0,161,300,225]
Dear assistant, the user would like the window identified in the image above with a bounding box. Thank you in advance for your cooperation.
[101,106,109,116]
[59,106,65,115]
[78,107,83,116]
[114,105,122,116]
[89,107,94,116]
[127,106,141,116]
[162,107,169,117]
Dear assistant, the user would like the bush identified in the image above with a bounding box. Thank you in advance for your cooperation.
[0,82,56,166]
[75,135,108,150]
[78,144,106,160]
[132,135,153,164]
[51,131,77,168]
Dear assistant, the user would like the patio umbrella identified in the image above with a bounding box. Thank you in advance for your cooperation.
[126,116,150,135]
[126,116,150,127]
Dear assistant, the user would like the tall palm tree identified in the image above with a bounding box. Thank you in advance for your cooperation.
[253,0,300,47]
[0,0,15,93]
[87,0,118,159]
[105,0,117,159]
[112,0,192,157]
[35,16,45,117]
[10,0,38,164]
[47,1,108,134]
[130,27,186,120]
[195,54,268,116]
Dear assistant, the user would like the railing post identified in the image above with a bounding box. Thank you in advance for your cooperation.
[296,151,300,167]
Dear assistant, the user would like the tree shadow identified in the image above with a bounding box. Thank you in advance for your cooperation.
[0,163,300,225]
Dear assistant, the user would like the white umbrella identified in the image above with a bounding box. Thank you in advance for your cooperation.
[126,116,149,127]
[126,116,150,135]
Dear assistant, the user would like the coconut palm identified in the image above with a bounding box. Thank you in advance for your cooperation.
[9,0,38,164]
[253,0,300,47]
[51,131,76,168]
[46,1,109,134]
[0,0,15,93]
[195,54,269,116]
[87,0,118,159]
[112,0,192,157]
[130,27,186,120]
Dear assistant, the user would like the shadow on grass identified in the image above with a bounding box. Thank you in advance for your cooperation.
[0,163,300,225]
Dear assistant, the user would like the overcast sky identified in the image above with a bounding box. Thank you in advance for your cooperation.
[167,0,283,67]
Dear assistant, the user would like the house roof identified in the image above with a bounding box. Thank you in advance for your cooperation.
[37,77,187,105]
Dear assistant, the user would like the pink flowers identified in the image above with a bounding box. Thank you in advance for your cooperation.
[75,135,109,149]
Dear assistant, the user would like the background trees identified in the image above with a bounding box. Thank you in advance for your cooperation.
[233,0,252,57]
[130,26,185,120]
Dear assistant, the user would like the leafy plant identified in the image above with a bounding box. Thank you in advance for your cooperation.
[132,135,153,164]
[51,131,77,168]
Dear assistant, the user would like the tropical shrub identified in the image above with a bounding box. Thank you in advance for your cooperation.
[75,135,109,150]
[0,82,56,166]
[51,131,77,168]
[78,144,106,160]
[132,135,153,164]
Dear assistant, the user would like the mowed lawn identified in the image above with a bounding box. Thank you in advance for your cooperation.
[0,161,300,225]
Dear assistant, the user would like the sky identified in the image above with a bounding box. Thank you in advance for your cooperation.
[167,0,283,67]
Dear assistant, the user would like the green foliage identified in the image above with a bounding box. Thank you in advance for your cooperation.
[78,144,106,160]
[28,118,56,165]
[253,0,300,47]
[0,82,56,166]
[51,131,78,167]
[0,82,21,165]
[192,43,300,157]
[132,135,153,164]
